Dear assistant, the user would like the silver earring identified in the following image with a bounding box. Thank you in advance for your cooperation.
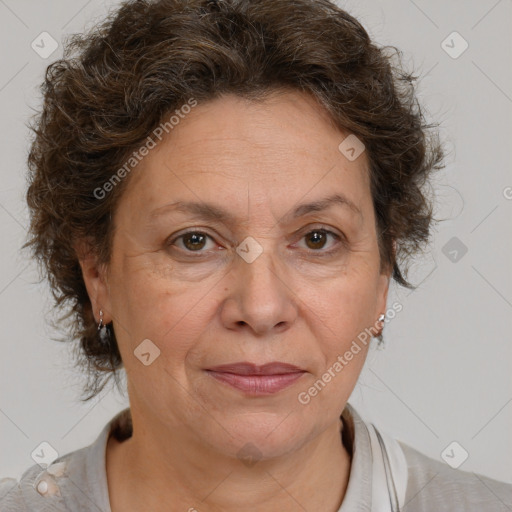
[376,314,386,350]
[97,309,110,345]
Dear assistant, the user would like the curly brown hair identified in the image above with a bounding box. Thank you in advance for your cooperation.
[24,0,445,402]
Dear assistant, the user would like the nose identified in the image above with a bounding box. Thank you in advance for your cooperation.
[220,246,298,336]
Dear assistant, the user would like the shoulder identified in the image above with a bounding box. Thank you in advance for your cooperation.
[0,462,52,512]
[0,476,25,510]
[0,408,128,511]
[0,451,85,512]
[399,441,512,511]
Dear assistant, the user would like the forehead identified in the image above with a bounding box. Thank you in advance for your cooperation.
[118,90,372,219]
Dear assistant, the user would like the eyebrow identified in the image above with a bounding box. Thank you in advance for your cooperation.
[149,193,362,224]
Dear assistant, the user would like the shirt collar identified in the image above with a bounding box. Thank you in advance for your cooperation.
[86,402,374,512]
[338,402,373,511]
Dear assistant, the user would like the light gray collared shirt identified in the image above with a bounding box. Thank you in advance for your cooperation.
[1,404,511,511]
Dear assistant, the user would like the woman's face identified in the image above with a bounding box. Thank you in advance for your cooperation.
[86,90,390,459]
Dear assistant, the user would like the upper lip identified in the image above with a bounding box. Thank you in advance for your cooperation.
[206,362,305,375]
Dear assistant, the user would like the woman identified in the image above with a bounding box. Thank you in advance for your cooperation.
[1,0,510,510]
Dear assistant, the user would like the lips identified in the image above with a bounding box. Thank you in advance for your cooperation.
[205,362,306,394]
[206,362,304,375]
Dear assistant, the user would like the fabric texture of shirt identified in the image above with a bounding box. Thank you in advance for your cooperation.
[1,403,511,511]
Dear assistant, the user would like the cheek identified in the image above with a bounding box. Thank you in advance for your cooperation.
[299,278,374,410]
[110,256,220,360]
[307,262,378,320]
[301,264,379,358]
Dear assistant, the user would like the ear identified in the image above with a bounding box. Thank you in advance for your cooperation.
[375,270,391,319]
[375,239,395,319]
[74,238,113,324]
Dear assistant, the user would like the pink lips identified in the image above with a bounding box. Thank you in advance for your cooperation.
[205,362,306,394]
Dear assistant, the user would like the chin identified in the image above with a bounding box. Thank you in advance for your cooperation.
[202,412,315,461]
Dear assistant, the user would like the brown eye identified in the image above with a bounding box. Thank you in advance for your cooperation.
[295,228,344,256]
[305,230,329,250]
[171,231,215,252]
[182,232,207,251]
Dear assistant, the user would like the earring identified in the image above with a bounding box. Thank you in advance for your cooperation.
[97,309,110,345]
[376,314,386,350]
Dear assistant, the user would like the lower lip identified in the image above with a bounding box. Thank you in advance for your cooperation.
[206,371,305,394]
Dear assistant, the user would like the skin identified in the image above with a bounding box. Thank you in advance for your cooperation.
[78,89,391,512]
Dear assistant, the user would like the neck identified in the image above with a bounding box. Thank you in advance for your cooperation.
[106,412,352,512]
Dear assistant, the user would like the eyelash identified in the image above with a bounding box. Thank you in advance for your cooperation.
[167,226,346,257]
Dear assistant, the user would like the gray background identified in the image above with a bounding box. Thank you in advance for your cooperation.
[1,0,511,487]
